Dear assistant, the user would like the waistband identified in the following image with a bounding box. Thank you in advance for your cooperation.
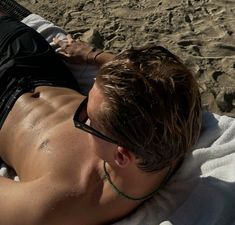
[0,75,78,129]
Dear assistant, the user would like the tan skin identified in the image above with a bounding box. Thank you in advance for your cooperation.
[0,34,171,225]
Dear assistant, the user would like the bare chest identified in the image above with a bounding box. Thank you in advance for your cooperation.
[0,86,88,179]
[0,87,136,225]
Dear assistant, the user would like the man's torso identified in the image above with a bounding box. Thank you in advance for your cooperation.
[0,86,136,225]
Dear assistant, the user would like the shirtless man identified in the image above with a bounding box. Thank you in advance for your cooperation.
[0,1,202,225]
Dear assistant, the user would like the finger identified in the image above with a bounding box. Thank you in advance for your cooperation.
[55,47,69,55]
[56,50,70,57]
[53,37,61,44]
[67,34,75,44]
[57,52,73,62]
[53,37,68,48]
[75,38,85,44]
[55,47,63,53]
[53,37,64,47]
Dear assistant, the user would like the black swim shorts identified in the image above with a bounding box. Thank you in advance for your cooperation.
[0,16,80,129]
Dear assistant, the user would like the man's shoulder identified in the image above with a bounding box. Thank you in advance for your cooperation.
[32,173,107,225]
[16,174,87,224]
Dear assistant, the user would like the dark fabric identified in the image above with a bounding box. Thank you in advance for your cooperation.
[0,16,80,128]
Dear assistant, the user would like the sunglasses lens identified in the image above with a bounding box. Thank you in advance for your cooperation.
[79,104,88,123]
[73,98,119,146]
[74,98,88,124]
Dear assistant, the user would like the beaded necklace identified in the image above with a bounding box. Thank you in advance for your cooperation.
[103,161,172,201]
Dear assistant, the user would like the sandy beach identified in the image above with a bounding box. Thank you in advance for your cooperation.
[18,0,235,117]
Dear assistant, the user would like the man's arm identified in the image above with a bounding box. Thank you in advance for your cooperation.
[53,34,115,67]
[87,49,115,67]
[0,176,52,225]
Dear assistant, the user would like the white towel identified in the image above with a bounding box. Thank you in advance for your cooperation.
[113,112,235,225]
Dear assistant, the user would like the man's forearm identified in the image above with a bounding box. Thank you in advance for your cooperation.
[87,50,115,67]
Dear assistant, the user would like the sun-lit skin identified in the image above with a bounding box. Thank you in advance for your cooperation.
[0,84,124,224]
[0,14,175,223]
[0,81,171,225]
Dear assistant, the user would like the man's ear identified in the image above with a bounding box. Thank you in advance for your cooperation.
[114,146,132,168]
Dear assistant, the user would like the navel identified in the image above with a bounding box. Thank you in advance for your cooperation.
[31,92,40,98]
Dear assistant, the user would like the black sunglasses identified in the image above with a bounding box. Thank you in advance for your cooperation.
[73,97,119,145]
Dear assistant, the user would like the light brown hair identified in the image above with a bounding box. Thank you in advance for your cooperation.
[96,46,202,172]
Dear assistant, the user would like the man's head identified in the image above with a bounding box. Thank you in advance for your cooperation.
[92,46,202,172]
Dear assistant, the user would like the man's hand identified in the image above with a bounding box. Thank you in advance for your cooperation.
[53,34,94,65]
[53,34,115,66]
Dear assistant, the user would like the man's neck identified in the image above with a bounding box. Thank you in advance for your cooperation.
[102,161,172,201]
